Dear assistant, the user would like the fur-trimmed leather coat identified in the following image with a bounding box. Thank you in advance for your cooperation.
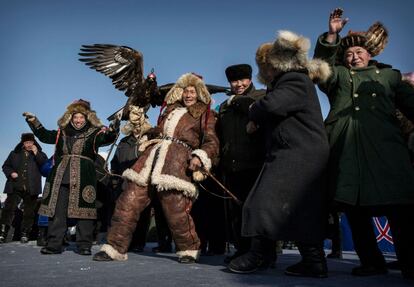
[123,102,219,199]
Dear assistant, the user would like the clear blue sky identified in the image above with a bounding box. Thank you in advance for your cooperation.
[1,0,412,199]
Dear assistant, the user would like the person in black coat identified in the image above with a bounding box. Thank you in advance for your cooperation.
[0,133,48,243]
[227,30,332,278]
[216,64,267,262]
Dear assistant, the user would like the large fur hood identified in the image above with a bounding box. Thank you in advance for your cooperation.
[256,30,331,85]
[164,73,211,105]
[57,100,103,129]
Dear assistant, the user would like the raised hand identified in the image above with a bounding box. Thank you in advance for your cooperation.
[23,112,36,122]
[329,8,348,35]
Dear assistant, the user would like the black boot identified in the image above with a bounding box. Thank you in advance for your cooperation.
[224,250,246,264]
[228,251,266,273]
[40,246,62,255]
[227,237,275,274]
[36,227,48,247]
[285,242,328,278]
[0,224,10,243]
[20,229,30,244]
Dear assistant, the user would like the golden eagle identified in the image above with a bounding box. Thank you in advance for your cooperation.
[78,44,229,120]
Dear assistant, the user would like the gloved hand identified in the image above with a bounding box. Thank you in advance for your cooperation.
[109,117,121,132]
[23,112,41,128]
[23,112,36,122]
[232,96,255,113]
[145,127,162,140]
[246,121,258,134]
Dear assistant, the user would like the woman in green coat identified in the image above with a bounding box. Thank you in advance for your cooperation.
[314,8,414,280]
[23,99,117,255]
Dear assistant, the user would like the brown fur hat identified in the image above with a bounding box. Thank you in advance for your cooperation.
[57,99,103,128]
[341,22,388,57]
[164,73,211,105]
[256,30,331,85]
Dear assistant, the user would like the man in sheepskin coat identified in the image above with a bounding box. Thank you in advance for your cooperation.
[227,30,331,278]
[314,8,414,280]
[23,99,118,255]
[93,73,219,264]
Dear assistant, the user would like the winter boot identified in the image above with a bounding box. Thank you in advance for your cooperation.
[228,237,276,274]
[285,242,328,278]
[0,224,10,243]
[36,227,48,247]
[20,228,30,244]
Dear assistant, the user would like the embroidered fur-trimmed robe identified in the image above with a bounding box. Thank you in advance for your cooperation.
[29,124,117,219]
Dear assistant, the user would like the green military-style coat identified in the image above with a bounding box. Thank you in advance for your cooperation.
[30,123,117,219]
[314,33,414,206]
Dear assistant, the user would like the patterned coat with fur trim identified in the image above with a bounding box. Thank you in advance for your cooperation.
[27,120,117,219]
[123,101,219,199]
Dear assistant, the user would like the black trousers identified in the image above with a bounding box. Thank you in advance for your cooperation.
[224,168,261,253]
[345,205,414,274]
[0,190,38,231]
[47,185,94,251]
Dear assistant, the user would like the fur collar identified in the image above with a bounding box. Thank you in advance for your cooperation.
[166,102,208,119]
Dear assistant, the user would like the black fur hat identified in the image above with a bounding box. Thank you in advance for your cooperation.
[21,133,35,143]
[225,64,252,82]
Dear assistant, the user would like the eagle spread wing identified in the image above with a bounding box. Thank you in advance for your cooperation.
[79,44,230,121]
[79,44,156,112]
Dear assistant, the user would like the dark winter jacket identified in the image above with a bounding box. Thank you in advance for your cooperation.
[2,142,47,195]
[111,135,141,176]
[217,85,266,173]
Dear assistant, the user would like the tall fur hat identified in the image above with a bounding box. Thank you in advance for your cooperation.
[256,30,331,85]
[341,22,388,57]
[164,73,211,105]
[57,99,103,128]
